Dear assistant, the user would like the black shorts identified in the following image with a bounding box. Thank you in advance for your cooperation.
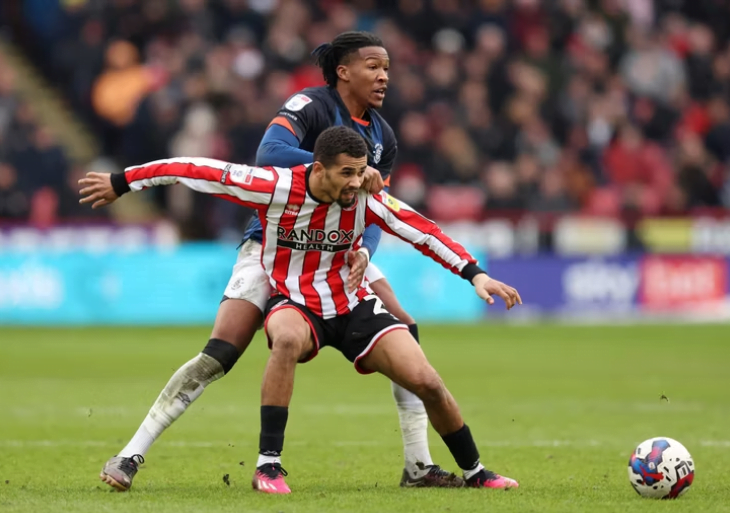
[264,294,408,374]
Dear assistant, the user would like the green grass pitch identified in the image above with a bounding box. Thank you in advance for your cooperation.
[1,324,729,512]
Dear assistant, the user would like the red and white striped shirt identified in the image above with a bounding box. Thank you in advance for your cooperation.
[123,157,478,318]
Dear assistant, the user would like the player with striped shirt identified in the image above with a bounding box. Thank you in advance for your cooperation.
[97,31,455,491]
[79,126,522,493]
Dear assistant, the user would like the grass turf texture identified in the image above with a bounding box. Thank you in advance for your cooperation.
[1,324,729,513]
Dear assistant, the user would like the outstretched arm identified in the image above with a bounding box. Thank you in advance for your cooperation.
[79,157,278,211]
[364,192,522,309]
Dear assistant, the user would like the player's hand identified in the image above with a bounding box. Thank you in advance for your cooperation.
[472,273,522,310]
[361,166,384,194]
[346,249,368,293]
[78,172,118,209]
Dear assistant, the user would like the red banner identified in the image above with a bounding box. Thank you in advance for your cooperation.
[639,256,728,310]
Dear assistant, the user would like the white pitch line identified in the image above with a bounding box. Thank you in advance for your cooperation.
[7,404,395,418]
[7,400,712,421]
[2,439,729,449]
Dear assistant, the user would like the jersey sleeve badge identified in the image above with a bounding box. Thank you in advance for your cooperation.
[284,94,313,112]
[383,192,401,212]
[230,166,275,185]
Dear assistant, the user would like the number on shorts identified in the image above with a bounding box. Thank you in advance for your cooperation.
[363,294,390,316]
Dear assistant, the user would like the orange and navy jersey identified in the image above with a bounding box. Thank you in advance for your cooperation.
[267,86,397,181]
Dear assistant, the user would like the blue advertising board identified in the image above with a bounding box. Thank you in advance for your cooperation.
[0,243,487,325]
[0,245,234,325]
[487,255,641,316]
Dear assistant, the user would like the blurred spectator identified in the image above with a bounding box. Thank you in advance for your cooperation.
[0,163,29,219]
[529,168,573,212]
[1,0,729,238]
[620,28,685,104]
[676,132,721,208]
[92,40,156,128]
[602,123,673,214]
[484,161,523,210]
[705,95,730,163]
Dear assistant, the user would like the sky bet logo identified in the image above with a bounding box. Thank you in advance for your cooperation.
[276,227,355,252]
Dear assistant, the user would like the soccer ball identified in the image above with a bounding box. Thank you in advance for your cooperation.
[627,437,695,499]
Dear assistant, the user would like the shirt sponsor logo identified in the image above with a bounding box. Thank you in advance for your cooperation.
[284,204,300,216]
[220,164,232,183]
[278,111,299,122]
[276,227,355,252]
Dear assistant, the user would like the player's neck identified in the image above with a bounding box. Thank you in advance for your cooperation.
[336,85,367,119]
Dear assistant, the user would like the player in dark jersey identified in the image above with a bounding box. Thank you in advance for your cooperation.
[99,31,458,491]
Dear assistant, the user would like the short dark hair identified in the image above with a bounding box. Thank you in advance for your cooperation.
[313,126,368,168]
[311,31,385,87]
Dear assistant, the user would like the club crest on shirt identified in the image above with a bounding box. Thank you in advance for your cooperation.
[373,143,383,164]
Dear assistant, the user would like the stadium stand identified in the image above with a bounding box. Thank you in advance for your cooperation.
[1,0,730,243]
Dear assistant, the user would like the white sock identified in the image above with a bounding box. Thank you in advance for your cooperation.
[118,353,224,457]
[392,381,433,477]
[464,463,485,480]
[256,454,281,467]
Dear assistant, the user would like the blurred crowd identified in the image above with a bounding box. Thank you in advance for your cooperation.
[0,53,109,225]
[3,0,730,238]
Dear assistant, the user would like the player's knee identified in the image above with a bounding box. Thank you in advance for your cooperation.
[270,330,308,360]
[201,338,241,374]
[408,368,446,404]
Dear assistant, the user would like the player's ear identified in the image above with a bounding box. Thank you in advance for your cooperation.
[312,161,326,175]
[336,64,349,82]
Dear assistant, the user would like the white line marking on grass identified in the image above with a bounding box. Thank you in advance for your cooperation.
[7,404,393,418]
[3,439,730,449]
[699,440,730,447]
